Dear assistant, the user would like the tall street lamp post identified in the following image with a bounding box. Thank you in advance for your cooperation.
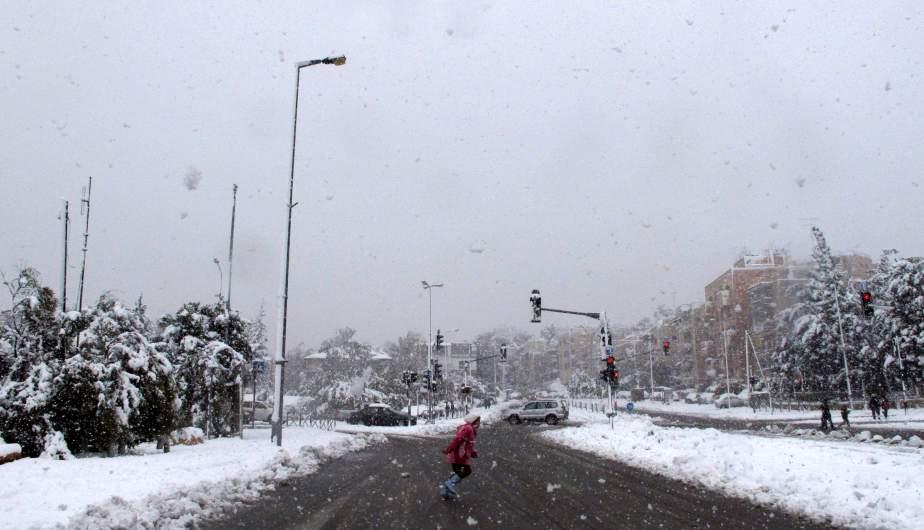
[422,280,444,423]
[272,55,346,447]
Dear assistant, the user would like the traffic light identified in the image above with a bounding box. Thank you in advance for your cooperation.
[433,361,443,382]
[530,289,542,323]
[601,355,619,387]
[423,369,432,388]
[861,291,874,318]
[662,340,670,355]
[749,376,758,386]
[410,371,419,383]
[500,343,508,362]
[435,330,444,351]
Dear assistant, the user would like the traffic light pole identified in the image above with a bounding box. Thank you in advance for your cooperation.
[530,290,616,418]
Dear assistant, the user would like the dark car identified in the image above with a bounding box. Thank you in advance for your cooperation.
[347,403,417,426]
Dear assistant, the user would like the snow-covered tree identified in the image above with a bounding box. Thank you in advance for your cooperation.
[76,294,175,453]
[159,301,247,435]
[300,328,372,411]
[0,269,59,456]
[878,255,924,389]
[786,227,864,394]
[245,304,271,396]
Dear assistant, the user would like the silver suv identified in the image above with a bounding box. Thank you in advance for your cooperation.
[506,399,569,425]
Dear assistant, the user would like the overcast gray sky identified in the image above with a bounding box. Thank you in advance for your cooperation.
[2,2,922,349]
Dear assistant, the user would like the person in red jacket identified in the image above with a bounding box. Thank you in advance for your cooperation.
[439,413,480,499]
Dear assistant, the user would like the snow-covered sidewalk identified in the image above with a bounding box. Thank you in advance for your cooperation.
[599,399,924,432]
[0,427,383,529]
[543,409,924,530]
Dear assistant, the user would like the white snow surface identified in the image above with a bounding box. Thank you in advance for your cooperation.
[1,442,22,458]
[0,427,383,529]
[543,409,924,530]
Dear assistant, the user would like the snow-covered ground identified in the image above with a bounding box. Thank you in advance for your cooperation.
[591,399,924,431]
[0,427,383,529]
[544,409,924,530]
[0,403,507,529]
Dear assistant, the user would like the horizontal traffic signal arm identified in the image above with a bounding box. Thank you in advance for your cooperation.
[540,307,601,320]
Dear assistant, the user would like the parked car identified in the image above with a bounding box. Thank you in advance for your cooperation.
[243,401,273,423]
[347,403,417,426]
[507,399,569,425]
[714,394,747,409]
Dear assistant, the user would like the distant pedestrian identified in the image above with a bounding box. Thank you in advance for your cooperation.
[820,399,834,432]
[439,414,480,500]
[840,406,850,429]
[445,403,451,417]
[882,398,890,419]
[450,401,456,417]
[869,396,880,420]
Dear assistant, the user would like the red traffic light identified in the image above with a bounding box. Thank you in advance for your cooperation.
[861,292,872,303]
[606,355,615,366]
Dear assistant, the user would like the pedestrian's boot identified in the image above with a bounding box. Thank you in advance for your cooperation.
[441,473,461,499]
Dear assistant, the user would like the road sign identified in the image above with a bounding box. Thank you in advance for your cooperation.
[626,402,634,413]
[252,359,267,373]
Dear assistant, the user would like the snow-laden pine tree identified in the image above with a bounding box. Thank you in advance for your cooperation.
[0,269,60,456]
[75,294,175,454]
[790,227,864,394]
[159,301,247,434]
[855,250,899,396]
[880,255,924,390]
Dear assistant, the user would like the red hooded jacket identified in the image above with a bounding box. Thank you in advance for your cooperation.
[443,421,478,465]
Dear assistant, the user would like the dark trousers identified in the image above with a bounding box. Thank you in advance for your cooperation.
[452,464,472,479]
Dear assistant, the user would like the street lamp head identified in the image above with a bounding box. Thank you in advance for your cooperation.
[213,258,220,265]
[324,55,347,66]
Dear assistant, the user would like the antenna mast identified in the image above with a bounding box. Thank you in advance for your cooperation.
[77,176,93,310]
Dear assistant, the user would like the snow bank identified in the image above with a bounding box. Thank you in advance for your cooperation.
[0,427,383,529]
[543,410,924,530]
[1,442,23,464]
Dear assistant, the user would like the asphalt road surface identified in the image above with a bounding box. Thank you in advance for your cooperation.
[203,422,837,530]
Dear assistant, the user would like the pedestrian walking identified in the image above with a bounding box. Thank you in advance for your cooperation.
[840,405,850,429]
[445,403,450,417]
[439,413,480,500]
[869,396,880,420]
[820,399,834,432]
[450,401,456,417]
[882,398,890,419]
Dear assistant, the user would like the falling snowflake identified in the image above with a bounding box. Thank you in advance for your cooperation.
[184,168,203,190]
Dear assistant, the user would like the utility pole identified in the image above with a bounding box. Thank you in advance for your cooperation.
[227,184,240,439]
[60,200,70,312]
[76,176,92,310]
